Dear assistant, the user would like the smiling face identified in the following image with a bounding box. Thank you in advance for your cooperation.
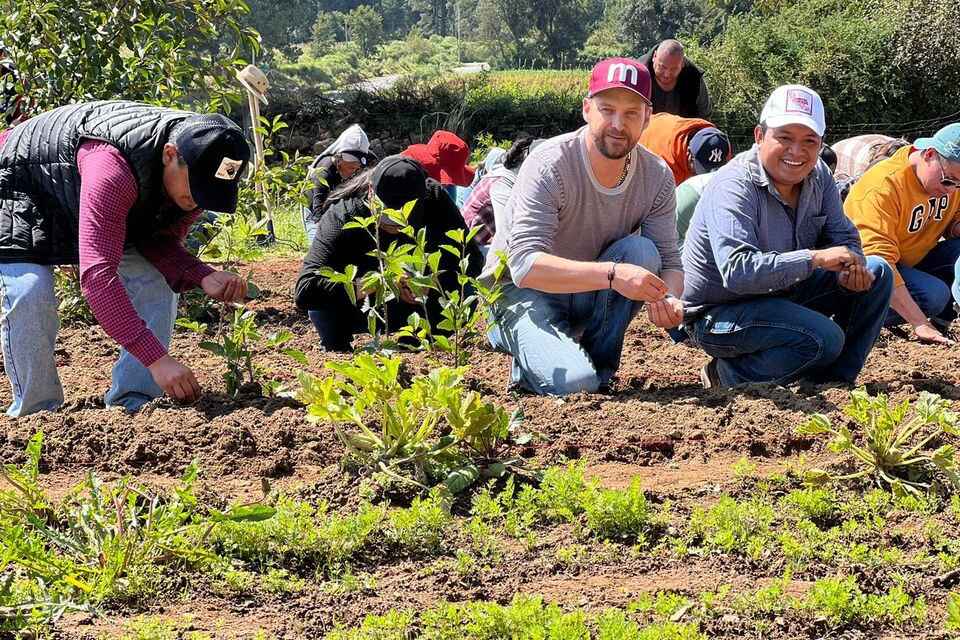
[754,123,822,197]
[161,143,198,212]
[582,88,651,160]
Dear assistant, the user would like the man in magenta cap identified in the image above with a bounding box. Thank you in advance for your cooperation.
[402,130,474,202]
[482,57,684,395]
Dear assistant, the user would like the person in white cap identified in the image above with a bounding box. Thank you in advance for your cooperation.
[303,124,374,243]
[680,84,894,388]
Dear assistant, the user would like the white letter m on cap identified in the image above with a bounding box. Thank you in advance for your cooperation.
[607,63,638,85]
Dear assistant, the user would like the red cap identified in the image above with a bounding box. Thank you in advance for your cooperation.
[428,130,475,186]
[401,144,441,181]
[587,57,652,104]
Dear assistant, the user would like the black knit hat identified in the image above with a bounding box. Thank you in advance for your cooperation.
[371,155,427,210]
[174,114,251,213]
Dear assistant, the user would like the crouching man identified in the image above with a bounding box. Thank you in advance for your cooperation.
[484,57,684,395]
[681,85,893,388]
[0,101,250,416]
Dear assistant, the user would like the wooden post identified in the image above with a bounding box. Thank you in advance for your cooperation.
[244,85,274,242]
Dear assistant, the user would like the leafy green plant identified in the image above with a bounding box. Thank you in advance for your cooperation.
[53,267,96,327]
[0,433,275,631]
[688,496,774,559]
[320,185,502,364]
[799,389,960,495]
[320,195,432,350]
[583,479,654,543]
[178,312,306,397]
[779,488,838,524]
[2,0,258,113]
[424,227,505,366]
[946,591,960,631]
[804,575,925,626]
[387,491,452,555]
[298,353,523,493]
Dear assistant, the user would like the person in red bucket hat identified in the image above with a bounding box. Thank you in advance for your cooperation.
[403,130,475,201]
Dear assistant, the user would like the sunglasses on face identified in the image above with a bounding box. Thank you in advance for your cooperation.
[935,154,960,189]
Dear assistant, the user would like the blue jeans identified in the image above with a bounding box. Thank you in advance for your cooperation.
[302,206,324,331]
[487,235,661,395]
[302,206,320,246]
[885,238,960,326]
[0,251,177,417]
[687,256,893,386]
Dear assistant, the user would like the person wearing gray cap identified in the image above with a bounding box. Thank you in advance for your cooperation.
[681,84,893,389]
[295,155,483,351]
[0,101,251,416]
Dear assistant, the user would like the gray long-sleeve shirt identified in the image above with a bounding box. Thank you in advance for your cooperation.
[481,127,682,285]
[681,144,863,317]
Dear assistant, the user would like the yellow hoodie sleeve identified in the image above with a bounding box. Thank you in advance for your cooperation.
[844,181,906,287]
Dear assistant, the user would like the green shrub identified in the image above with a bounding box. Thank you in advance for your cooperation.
[387,492,452,555]
[583,479,653,542]
[688,496,775,558]
[688,0,960,148]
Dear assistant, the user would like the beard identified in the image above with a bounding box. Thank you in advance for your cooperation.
[593,130,633,160]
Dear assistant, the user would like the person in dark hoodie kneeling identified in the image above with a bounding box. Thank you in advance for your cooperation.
[295,155,483,351]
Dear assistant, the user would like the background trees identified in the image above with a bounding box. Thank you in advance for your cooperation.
[1,0,259,113]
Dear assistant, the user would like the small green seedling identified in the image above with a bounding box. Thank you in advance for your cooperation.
[799,388,960,495]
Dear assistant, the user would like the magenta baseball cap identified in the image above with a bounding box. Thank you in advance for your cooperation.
[587,57,652,104]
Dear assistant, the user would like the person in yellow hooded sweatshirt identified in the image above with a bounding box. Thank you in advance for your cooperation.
[844,123,960,344]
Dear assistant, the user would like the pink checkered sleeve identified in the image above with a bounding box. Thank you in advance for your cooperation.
[77,141,168,367]
[136,212,215,292]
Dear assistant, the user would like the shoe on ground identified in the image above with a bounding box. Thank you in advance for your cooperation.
[700,358,722,389]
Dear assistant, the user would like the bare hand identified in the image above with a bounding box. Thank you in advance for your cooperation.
[838,263,874,292]
[148,355,202,402]
[611,263,669,303]
[812,247,864,272]
[646,296,684,329]
[201,271,248,303]
[914,323,955,345]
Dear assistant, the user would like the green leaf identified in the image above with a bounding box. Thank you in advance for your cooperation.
[283,349,309,365]
[210,504,277,523]
[444,463,481,495]
[199,340,226,356]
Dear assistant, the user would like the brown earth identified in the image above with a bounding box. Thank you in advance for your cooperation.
[2,257,959,639]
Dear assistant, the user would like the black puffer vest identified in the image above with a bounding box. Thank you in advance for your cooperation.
[638,46,705,118]
[0,100,193,264]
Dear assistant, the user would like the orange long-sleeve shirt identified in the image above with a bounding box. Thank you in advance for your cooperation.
[638,113,715,186]
[843,146,960,287]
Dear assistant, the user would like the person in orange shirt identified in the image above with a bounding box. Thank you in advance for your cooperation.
[639,113,732,187]
[844,123,960,344]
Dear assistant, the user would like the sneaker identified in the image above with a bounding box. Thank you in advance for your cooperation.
[700,358,722,389]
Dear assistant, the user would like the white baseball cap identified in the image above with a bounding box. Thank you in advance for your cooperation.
[759,84,826,138]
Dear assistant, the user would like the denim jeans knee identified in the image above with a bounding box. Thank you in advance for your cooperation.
[105,251,178,411]
[612,234,662,274]
[0,263,64,416]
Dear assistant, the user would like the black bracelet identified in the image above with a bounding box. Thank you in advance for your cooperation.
[607,262,616,289]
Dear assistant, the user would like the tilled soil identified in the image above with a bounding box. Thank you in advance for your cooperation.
[3,258,959,639]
